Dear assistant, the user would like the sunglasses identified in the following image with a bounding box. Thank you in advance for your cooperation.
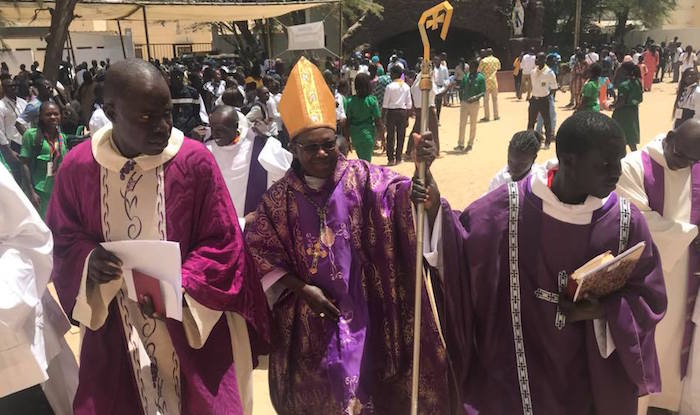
[296,139,338,154]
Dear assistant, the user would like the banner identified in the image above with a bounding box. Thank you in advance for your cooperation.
[287,22,325,51]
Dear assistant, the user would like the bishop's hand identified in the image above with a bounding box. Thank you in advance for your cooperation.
[87,246,123,284]
[298,284,340,323]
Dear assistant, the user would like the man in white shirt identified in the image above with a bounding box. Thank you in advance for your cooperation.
[0,165,78,415]
[433,54,450,120]
[208,105,291,230]
[246,86,278,137]
[407,70,442,157]
[673,41,685,82]
[382,65,412,165]
[0,78,27,177]
[527,52,558,149]
[617,120,700,415]
[520,48,537,100]
[680,46,697,77]
[585,46,600,64]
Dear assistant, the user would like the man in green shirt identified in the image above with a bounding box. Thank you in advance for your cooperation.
[457,59,486,152]
[579,63,602,112]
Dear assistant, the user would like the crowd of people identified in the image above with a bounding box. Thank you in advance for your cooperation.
[0,31,700,415]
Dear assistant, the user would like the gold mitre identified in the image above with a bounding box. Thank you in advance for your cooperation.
[278,57,336,140]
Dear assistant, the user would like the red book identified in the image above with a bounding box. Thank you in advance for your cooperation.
[132,270,166,316]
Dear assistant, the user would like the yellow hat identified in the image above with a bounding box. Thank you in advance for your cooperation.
[278,57,336,140]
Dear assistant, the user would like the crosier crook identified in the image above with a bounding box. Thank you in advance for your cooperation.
[412,3,453,415]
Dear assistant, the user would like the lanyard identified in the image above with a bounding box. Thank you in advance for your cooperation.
[45,132,62,163]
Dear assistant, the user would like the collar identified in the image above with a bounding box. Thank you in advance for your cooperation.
[530,160,609,225]
[645,134,668,168]
[92,126,184,173]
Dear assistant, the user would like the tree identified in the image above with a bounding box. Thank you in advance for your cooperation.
[32,0,79,82]
[602,0,677,43]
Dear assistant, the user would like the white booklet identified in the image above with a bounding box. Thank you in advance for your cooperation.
[100,240,183,321]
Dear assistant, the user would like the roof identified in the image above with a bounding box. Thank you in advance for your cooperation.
[0,0,337,25]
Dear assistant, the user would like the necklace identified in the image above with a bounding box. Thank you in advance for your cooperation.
[294,187,335,275]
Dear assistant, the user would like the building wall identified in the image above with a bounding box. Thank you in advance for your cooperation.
[625,0,699,48]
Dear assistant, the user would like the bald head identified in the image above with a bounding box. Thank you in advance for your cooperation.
[210,105,240,147]
[104,59,173,158]
[104,59,167,105]
[664,119,700,170]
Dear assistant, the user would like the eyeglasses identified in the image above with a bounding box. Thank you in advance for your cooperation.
[296,140,338,154]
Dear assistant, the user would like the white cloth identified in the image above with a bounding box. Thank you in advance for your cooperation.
[246,101,278,137]
[695,86,700,120]
[0,165,77,414]
[88,107,112,135]
[411,79,437,109]
[680,52,697,75]
[382,80,412,110]
[487,164,537,192]
[617,136,699,412]
[208,129,292,230]
[0,96,27,146]
[335,92,346,121]
[633,53,642,65]
[530,66,558,98]
[520,53,537,75]
[204,81,226,99]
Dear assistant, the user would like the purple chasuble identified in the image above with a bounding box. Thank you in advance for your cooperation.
[45,138,270,415]
[243,135,269,215]
[641,151,700,377]
[439,178,666,415]
[245,155,449,414]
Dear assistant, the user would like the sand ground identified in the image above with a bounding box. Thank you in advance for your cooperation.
[59,79,679,414]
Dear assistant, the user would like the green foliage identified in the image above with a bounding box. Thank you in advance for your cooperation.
[602,0,677,29]
[342,0,384,22]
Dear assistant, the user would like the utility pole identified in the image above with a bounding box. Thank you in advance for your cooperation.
[574,0,582,49]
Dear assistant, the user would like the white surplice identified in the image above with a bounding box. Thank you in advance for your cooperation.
[616,135,700,413]
[72,127,255,415]
[0,165,78,415]
[208,129,292,230]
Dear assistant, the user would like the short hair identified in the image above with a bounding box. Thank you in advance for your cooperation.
[221,88,244,107]
[354,73,371,97]
[389,64,403,78]
[509,130,542,156]
[555,112,624,157]
[588,63,602,78]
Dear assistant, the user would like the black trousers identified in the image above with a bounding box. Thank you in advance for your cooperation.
[514,73,522,99]
[0,385,54,415]
[435,92,445,119]
[385,108,409,162]
[527,96,553,144]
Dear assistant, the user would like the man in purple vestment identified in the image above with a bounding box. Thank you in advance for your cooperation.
[413,111,667,414]
[244,57,449,414]
[45,59,270,415]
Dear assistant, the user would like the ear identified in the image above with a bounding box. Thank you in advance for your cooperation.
[558,152,576,168]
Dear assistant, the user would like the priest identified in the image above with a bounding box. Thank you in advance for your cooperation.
[0,164,77,415]
[244,57,449,414]
[414,111,666,414]
[207,105,292,230]
[616,119,700,414]
[46,59,270,415]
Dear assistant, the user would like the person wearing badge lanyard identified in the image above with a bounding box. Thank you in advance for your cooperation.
[19,101,65,217]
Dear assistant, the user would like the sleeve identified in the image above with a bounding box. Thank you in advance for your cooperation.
[0,107,9,146]
[337,95,347,121]
[549,72,559,90]
[497,59,502,71]
[371,97,381,120]
[479,75,486,94]
[199,96,209,125]
[382,85,390,109]
[246,106,262,123]
[616,156,698,274]
[600,206,667,395]
[404,85,413,110]
[19,129,34,158]
[0,166,53,333]
[45,157,103,326]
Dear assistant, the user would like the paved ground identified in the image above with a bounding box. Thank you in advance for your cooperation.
[60,79,679,414]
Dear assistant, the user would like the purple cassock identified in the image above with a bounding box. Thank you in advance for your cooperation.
[642,152,700,377]
[245,155,449,414]
[438,178,666,414]
[45,139,270,415]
